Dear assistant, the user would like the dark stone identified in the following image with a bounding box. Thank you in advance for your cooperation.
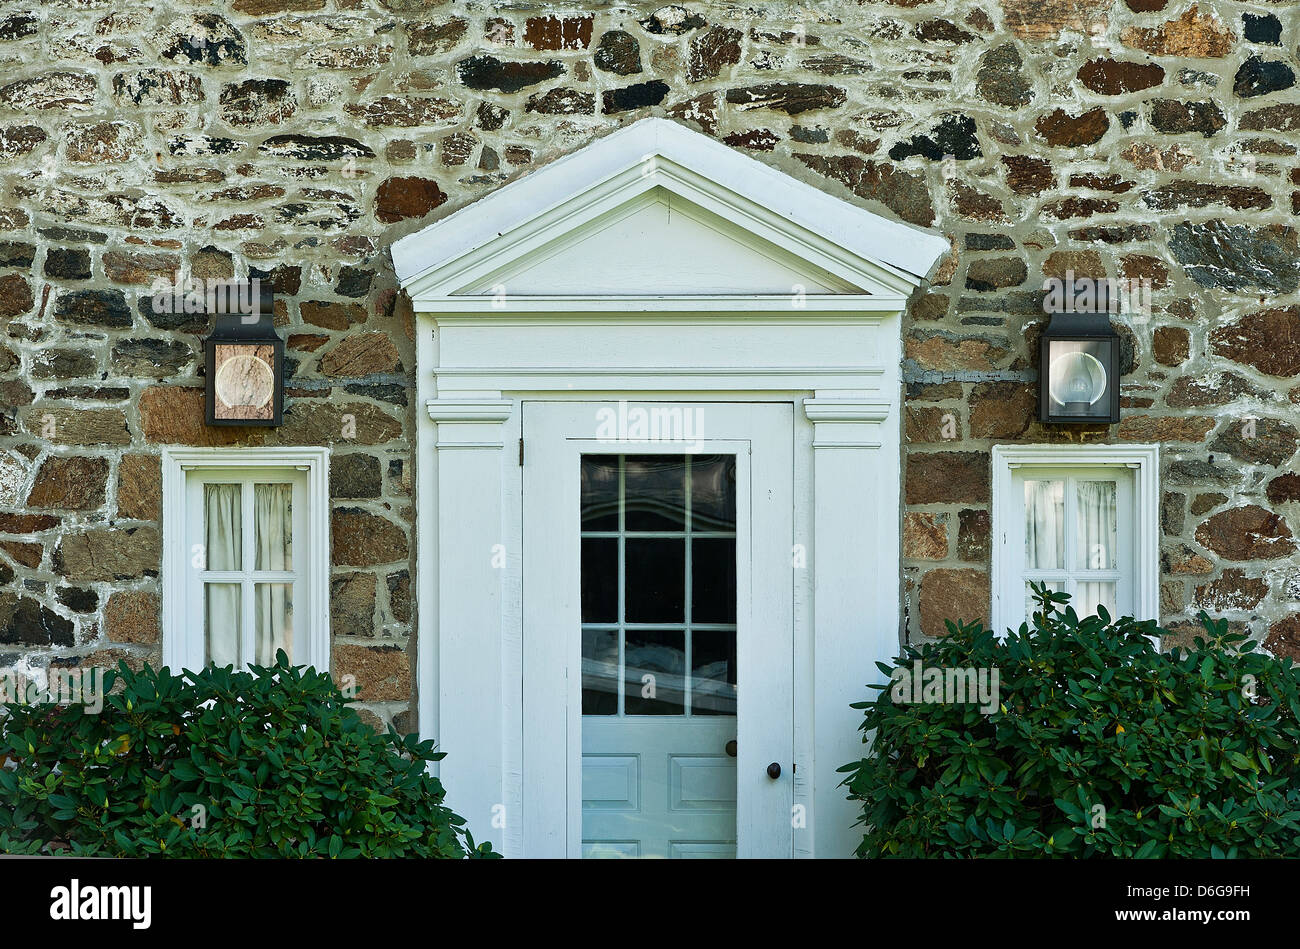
[110,338,192,377]
[1149,99,1226,136]
[1234,56,1295,98]
[0,241,33,268]
[794,153,933,226]
[54,289,132,328]
[38,227,107,243]
[218,79,295,127]
[29,349,96,379]
[388,569,412,624]
[161,14,245,66]
[790,125,828,143]
[0,594,74,646]
[1077,58,1165,95]
[1068,224,1155,244]
[1118,109,1138,128]
[905,451,989,505]
[1035,107,1109,147]
[257,134,375,161]
[1210,306,1300,378]
[602,80,670,113]
[639,6,706,35]
[248,263,301,296]
[976,44,1031,107]
[1144,181,1271,211]
[140,297,207,335]
[594,30,642,75]
[525,87,595,115]
[1169,221,1300,293]
[965,257,1027,291]
[1002,155,1054,195]
[330,453,382,499]
[44,247,91,280]
[1210,419,1298,468]
[56,586,98,613]
[407,18,468,56]
[335,267,374,298]
[1243,13,1281,46]
[1241,103,1300,132]
[914,19,976,43]
[167,134,240,156]
[0,13,37,40]
[1267,473,1300,505]
[456,55,564,93]
[723,128,779,151]
[687,26,742,82]
[725,82,846,115]
[476,102,508,130]
[888,114,981,161]
[343,383,409,406]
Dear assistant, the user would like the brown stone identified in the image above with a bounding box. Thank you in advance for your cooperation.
[1001,0,1110,40]
[273,402,402,446]
[906,333,1011,372]
[1077,59,1165,95]
[1264,615,1300,662]
[0,540,41,568]
[1001,155,1054,195]
[0,513,59,533]
[965,258,1027,291]
[102,250,180,285]
[375,176,446,223]
[1121,5,1235,58]
[523,15,592,50]
[1148,100,1226,136]
[105,590,160,643]
[919,568,989,638]
[1194,505,1295,562]
[1166,372,1263,408]
[1209,418,1298,468]
[333,643,409,701]
[0,273,33,317]
[118,454,161,520]
[26,456,109,510]
[969,382,1035,438]
[65,121,141,164]
[387,570,411,623]
[1035,107,1109,147]
[300,300,367,330]
[1190,493,1228,516]
[318,334,402,377]
[345,97,460,128]
[957,509,991,562]
[906,451,990,505]
[903,512,948,560]
[1163,544,1214,574]
[906,406,956,443]
[794,154,933,226]
[56,526,161,581]
[1120,142,1198,172]
[1194,569,1268,612]
[1210,306,1300,378]
[330,572,377,635]
[1116,415,1214,443]
[688,26,742,82]
[21,407,130,446]
[1044,251,1104,280]
[139,387,247,447]
[332,508,408,566]
[1266,474,1300,505]
[1120,254,1170,290]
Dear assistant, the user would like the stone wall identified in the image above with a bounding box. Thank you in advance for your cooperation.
[0,0,1298,725]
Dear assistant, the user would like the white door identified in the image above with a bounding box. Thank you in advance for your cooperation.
[523,402,793,858]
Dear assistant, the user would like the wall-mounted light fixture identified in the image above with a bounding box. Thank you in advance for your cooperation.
[1038,311,1120,425]
[203,280,283,427]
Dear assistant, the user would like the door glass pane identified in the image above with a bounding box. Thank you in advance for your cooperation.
[205,583,241,666]
[624,629,685,715]
[1075,581,1117,620]
[624,538,685,622]
[254,583,293,665]
[254,483,293,571]
[582,628,619,715]
[623,455,686,530]
[581,453,739,859]
[1024,480,1064,570]
[204,483,241,571]
[1075,481,1117,570]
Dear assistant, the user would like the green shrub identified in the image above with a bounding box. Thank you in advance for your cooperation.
[0,653,497,858]
[840,584,1300,857]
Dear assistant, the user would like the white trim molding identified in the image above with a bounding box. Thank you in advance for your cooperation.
[990,443,1160,637]
[160,446,331,674]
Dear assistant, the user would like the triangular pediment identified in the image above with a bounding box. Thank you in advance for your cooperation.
[393,118,948,309]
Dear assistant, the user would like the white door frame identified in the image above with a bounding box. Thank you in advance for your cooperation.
[394,119,948,857]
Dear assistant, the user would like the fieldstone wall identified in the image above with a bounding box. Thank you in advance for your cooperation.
[0,0,1297,725]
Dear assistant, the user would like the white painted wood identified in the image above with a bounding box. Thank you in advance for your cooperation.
[392,118,947,303]
[522,402,793,859]
[991,444,1160,637]
[160,446,330,674]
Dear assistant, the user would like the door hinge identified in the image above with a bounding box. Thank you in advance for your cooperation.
[518,438,523,466]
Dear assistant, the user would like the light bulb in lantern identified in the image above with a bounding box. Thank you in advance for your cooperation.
[1048,350,1107,415]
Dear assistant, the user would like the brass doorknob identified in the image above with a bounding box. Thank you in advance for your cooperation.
[766,762,781,779]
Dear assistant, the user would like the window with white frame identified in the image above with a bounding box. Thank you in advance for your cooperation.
[991,444,1159,636]
[161,448,330,672]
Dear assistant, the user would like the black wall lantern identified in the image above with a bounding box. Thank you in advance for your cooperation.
[203,280,283,427]
[1038,311,1120,424]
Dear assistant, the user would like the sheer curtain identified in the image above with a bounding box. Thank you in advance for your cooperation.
[204,484,241,666]
[254,483,293,665]
[1076,481,1117,618]
[1024,480,1064,570]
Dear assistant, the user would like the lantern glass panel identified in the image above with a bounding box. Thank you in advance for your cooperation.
[1045,339,1111,420]
[212,342,276,422]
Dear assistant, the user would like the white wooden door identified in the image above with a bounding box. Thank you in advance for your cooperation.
[523,402,793,858]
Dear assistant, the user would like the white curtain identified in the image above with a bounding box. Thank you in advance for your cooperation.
[1075,481,1117,617]
[254,484,293,665]
[204,484,241,666]
[1024,480,1064,570]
